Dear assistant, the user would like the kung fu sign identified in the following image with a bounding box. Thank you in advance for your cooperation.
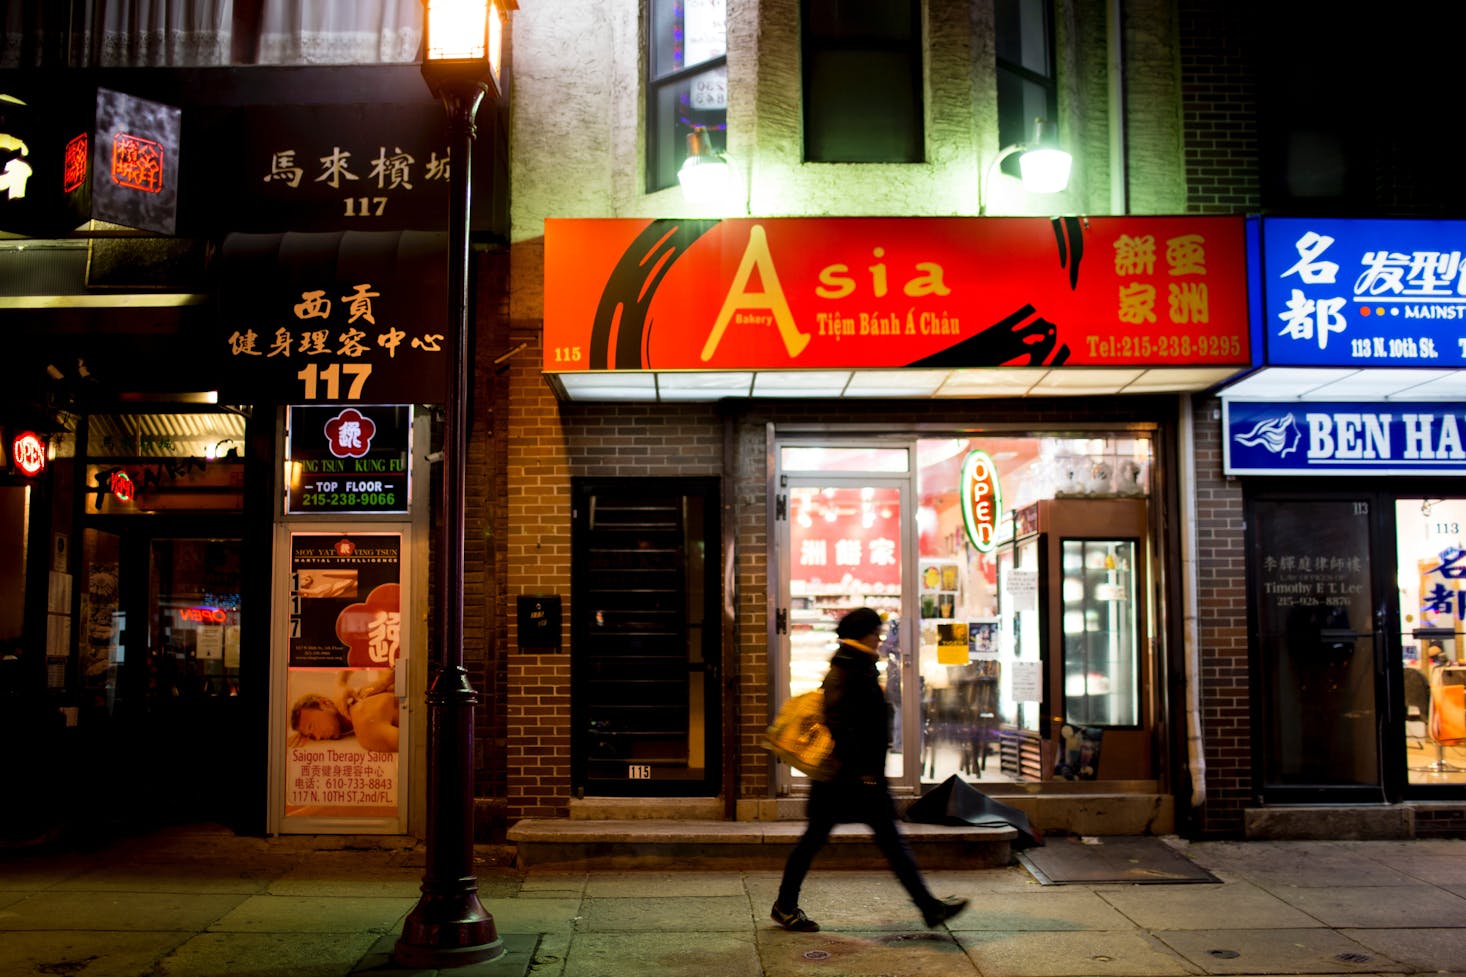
[543,217,1252,373]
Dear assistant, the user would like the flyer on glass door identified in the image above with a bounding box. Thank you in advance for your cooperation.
[285,533,402,819]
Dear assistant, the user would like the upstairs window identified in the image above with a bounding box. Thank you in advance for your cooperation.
[1,0,422,67]
[647,0,728,194]
[802,0,923,164]
[995,0,1058,177]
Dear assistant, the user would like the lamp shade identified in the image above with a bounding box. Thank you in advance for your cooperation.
[1018,146,1072,194]
[423,0,504,92]
[1017,117,1071,194]
[677,126,734,205]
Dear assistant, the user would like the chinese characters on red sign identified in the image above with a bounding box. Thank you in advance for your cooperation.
[63,132,88,193]
[111,132,164,193]
[543,217,1251,372]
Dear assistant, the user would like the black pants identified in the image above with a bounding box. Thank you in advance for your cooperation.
[776,778,936,912]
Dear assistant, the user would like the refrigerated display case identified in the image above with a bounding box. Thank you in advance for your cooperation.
[1011,498,1152,781]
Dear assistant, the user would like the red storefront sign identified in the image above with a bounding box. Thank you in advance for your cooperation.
[543,216,1251,372]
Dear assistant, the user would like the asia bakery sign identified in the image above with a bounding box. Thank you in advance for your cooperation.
[1225,401,1466,475]
[543,217,1251,372]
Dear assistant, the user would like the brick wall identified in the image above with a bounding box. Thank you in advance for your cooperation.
[1179,1,1261,838]
[1177,1,1259,216]
[502,318,572,821]
[1189,396,1249,836]
[495,392,1185,819]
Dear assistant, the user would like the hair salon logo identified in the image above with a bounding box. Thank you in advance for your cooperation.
[1233,412,1301,457]
[325,408,376,459]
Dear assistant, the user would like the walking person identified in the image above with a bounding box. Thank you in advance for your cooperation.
[771,607,969,932]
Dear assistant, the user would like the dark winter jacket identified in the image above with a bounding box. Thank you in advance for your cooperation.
[821,639,892,781]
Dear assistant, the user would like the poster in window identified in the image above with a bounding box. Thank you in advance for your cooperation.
[285,533,402,819]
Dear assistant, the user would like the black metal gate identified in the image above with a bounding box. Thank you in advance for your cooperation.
[571,477,721,796]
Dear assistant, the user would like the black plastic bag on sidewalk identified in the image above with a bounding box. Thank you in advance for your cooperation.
[904,774,1044,849]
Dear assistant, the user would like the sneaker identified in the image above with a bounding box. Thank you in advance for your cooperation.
[922,895,969,928]
[771,903,820,932]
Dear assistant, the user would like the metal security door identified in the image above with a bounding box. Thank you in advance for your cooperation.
[571,478,721,796]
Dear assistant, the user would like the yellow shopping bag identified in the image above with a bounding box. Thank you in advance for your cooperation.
[762,688,838,780]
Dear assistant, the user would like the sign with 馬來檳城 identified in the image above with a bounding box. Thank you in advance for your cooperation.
[227,103,480,232]
[542,216,1252,373]
[285,404,411,515]
[1258,216,1466,367]
[1224,400,1466,476]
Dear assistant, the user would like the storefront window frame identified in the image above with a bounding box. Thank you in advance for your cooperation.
[771,422,1164,796]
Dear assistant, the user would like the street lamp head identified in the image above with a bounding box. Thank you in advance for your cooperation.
[421,0,510,98]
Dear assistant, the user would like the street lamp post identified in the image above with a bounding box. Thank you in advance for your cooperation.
[393,0,507,968]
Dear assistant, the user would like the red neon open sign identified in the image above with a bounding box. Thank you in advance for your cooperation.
[12,431,45,476]
[959,449,1002,553]
[109,470,135,502]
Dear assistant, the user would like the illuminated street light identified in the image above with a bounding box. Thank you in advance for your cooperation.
[392,0,510,968]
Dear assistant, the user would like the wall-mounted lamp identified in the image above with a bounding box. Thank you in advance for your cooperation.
[980,118,1073,214]
[677,125,737,207]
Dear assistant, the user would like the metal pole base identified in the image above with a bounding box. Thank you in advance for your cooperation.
[392,896,503,968]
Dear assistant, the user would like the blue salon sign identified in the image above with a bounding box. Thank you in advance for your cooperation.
[1260,217,1466,367]
[1225,401,1466,475]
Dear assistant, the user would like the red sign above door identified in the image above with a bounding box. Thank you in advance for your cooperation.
[544,216,1251,373]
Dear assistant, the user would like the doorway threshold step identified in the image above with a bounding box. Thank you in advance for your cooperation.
[505,818,1016,871]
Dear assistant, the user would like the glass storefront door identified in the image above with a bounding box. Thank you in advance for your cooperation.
[1251,490,1466,802]
[1251,495,1383,800]
[80,525,246,822]
[1396,498,1466,788]
[784,478,908,784]
[776,434,1161,794]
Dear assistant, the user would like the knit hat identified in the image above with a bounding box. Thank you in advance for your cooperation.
[835,607,884,640]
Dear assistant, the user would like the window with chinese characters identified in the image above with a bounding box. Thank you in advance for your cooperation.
[995,0,1058,179]
[802,0,922,163]
[647,0,728,193]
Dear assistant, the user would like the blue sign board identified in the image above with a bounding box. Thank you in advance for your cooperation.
[1225,400,1466,476]
[1259,217,1466,368]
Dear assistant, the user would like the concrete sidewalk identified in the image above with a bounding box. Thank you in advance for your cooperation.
[2,824,1464,977]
